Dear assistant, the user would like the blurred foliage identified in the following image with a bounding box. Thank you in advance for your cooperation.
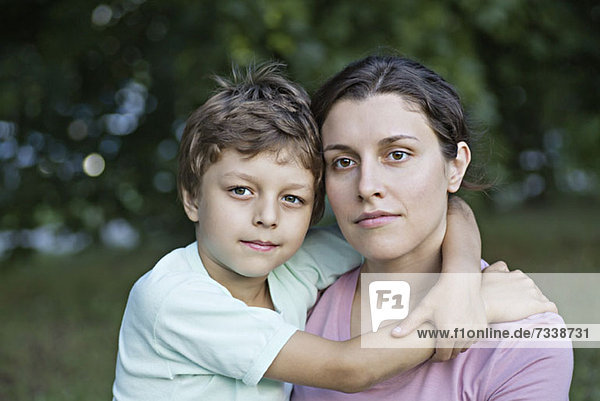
[1,0,599,258]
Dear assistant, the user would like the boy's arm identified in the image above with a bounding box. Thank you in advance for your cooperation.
[280,225,363,314]
[264,267,559,393]
[392,198,558,360]
[481,262,558,321]
[442,196,482,273]
[286,225,362,291]
[265,324,434,393]
[154,276,433,392]
[394,196,486,361]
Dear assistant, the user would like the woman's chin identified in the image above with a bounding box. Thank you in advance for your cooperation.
[358,245,411,265]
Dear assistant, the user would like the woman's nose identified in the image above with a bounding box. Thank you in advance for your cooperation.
[357,161,386,201]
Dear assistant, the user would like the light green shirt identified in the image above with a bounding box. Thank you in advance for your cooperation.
[112,226,362,401]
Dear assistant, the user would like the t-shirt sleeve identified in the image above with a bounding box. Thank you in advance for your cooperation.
[486,313,574,401]
[283,225,362,291]
[153,279,298,386]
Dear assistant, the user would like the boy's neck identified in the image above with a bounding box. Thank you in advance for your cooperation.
[198,250,275,310]
[226,277,274,310]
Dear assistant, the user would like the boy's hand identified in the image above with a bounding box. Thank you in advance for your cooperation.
[392,196,487,361]
[481,262,557,322]
[392,273,487,361]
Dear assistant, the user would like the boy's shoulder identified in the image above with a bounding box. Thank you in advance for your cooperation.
[129,243,222,311]
[285,225,344,262]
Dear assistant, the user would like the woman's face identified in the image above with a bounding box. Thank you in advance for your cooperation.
[322,94,469,265]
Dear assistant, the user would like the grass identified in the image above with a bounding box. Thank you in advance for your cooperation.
[0,202,598,400]
[0,239,177,400]
[478,201,600,401]
[479,201,600,273]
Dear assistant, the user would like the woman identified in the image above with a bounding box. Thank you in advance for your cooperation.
[292,55,573,400]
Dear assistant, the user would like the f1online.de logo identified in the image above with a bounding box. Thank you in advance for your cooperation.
[368,281,411,332]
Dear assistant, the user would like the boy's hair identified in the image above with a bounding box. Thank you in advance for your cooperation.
[177,62,325,224]
[311,55,486,190]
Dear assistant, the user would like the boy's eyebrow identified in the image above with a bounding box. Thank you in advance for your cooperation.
[323,134,419,153]
[223,172,312,191]
[284,183,312,191]
[224,171,258,182]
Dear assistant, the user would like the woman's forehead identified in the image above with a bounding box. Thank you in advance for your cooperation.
[322,94,436,146]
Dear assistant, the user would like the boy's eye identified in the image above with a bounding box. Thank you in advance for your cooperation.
[231,187,251,196]
[333,158,355,169]
[282,195,303,204]
[387,151,408,161]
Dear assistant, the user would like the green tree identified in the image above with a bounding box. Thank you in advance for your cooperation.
[1,0,598,259]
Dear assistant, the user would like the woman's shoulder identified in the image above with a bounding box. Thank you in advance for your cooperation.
[322,266,362,297]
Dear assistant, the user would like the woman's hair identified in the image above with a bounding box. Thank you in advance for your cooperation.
[178,61,325,224]
[312,55,486,190]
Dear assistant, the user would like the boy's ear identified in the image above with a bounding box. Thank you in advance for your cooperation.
[182,189,200,222]
[447,141,471,193]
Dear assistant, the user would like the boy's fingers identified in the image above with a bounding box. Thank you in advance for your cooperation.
[483,261,509,273]
[391,304,431,337]
[537,300,558,314]
[450,347,462,360]
[431,342,454,362]
[547,301,558,314]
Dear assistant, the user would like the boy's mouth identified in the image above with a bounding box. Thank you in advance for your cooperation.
[240,240,279,252]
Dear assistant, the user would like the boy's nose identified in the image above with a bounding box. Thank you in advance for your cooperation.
[253,200,278,228]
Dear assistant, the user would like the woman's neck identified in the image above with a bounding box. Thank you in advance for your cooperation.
[361,248,443,275]
[351,247,443,337]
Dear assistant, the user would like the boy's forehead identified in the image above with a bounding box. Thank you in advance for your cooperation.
[212,148,312,177]
[241,147,308,169]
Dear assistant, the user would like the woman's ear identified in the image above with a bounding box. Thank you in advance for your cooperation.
[182,189,200,222]
[447,141,471,193]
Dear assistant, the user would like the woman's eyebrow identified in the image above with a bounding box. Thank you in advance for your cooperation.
[322,144,354,153]
[323,135,418,153]
[378,134,419,147]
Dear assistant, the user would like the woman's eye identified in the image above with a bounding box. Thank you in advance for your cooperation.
[333,158,355,169]
[388,151,408,161]
[283,195,303,204]
[231,187,251,196]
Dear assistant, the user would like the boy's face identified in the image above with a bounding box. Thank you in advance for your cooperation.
[183,149,315,281]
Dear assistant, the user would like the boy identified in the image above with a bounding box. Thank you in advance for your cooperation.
[112,63,535,400]
[113,63,369,400]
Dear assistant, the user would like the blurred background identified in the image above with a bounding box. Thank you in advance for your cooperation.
[1,0,599,399]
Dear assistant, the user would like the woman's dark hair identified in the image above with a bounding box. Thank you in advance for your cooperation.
[312,55,486,190]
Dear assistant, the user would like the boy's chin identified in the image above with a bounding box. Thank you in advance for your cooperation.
[233,269,272,280]
[228,263,280,279]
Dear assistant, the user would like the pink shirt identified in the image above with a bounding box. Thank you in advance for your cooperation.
[291,267,573,401]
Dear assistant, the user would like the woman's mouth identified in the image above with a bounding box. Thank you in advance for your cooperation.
[354,211,400,228]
